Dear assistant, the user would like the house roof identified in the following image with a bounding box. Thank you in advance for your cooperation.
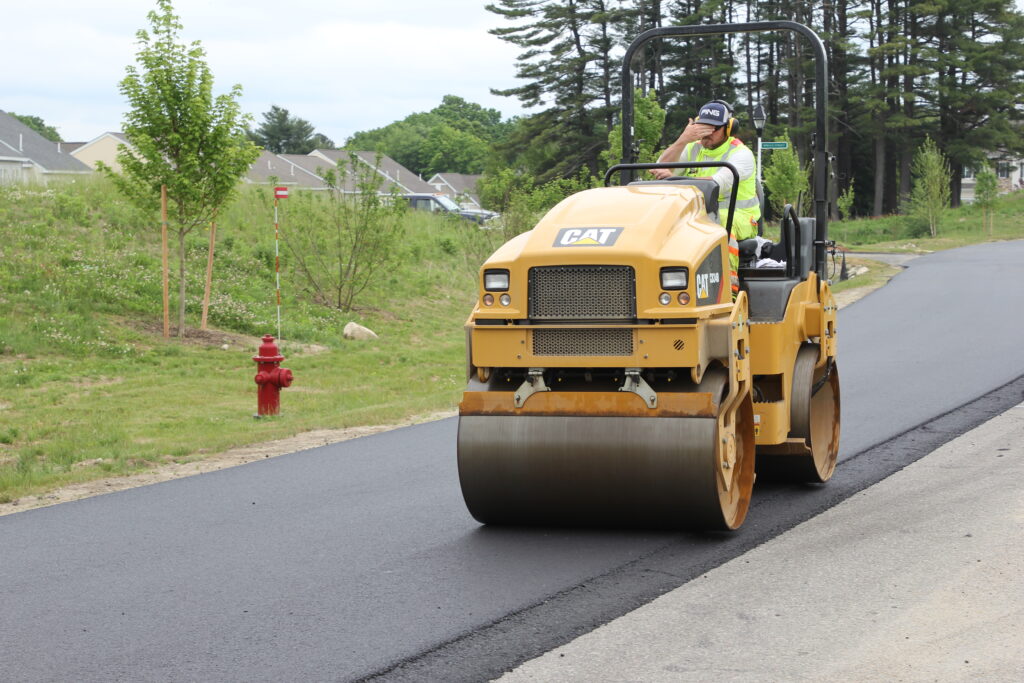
[0,110,92,172]
[427,172,483,200]
[245,150,327,188]
[310,149,435,194]
[277,154,336,188]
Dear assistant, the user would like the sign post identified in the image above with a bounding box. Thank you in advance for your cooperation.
[273,186,289,340]
[757,139,763,185]
[752,104,766,186]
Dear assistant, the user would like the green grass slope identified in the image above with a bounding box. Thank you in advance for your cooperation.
[0,177,498,502]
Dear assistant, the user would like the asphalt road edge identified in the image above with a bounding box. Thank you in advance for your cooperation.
[361,373,1024,683]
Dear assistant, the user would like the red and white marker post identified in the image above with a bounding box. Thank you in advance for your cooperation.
[273,186,289,339]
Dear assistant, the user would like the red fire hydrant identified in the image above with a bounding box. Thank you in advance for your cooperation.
[253,335,293,417]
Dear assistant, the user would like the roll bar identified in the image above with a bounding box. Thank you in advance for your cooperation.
[619,21,829,280]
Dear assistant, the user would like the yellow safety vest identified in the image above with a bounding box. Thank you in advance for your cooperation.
[681,136,760,242]
[681,136,760,296]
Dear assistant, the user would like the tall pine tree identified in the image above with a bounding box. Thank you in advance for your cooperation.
[487,0,621,179]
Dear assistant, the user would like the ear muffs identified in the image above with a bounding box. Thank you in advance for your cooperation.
[710,99,735,137]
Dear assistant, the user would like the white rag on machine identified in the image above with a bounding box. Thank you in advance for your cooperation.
[752,236,785,268]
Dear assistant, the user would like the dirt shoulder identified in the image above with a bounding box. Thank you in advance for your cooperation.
[0,257,907,517]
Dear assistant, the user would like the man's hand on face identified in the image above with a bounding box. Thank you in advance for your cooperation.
[679,118,715,145]
[650,118,714,179]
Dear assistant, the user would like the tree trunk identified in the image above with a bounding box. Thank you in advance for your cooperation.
[899,0,916,211]
[873,135,885,216]
[950,168,962,209]
[884,138,899,214]
[884,0,901,214]
[835,0,854,217]
[899,150,913,213]
[178,230,187,338]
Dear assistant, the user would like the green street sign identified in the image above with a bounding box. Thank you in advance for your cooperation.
[761,141,790,150]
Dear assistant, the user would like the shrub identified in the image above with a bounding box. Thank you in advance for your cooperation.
[909,137,951,238]
[763,133,809,216]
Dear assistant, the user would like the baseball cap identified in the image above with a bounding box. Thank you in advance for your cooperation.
[695,101,731,127]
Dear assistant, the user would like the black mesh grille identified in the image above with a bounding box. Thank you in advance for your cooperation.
[532,328,633,356]
[528,265,636,320]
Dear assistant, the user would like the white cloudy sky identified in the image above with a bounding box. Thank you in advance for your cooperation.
[2,0,527,144]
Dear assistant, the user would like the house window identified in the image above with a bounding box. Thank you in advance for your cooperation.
[997,162,1011,179]
[962,167,974,179]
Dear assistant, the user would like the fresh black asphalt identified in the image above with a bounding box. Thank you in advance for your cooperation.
[2,241,1022,682]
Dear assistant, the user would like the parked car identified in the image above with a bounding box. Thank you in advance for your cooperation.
[402,193,498,225]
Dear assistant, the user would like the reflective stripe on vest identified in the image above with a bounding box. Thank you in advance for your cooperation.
[728,237,740,296]
[722,196,760,210]
[682,138,758,213]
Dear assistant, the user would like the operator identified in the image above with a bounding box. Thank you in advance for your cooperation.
[651,100,760,297]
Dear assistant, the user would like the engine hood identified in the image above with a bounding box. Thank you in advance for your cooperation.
[486,184,723,268]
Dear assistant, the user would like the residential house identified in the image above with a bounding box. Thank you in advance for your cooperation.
[960,156,1024,203]
[0,110,91,183]
[69,132,132,172]
[427,172,485,210]
[309,149,435,194]
[244,149,435,195]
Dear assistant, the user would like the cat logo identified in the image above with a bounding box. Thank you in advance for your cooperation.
[553,227,623,247]
[696,271,720,299]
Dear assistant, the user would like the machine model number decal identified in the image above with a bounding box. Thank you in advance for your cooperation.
[553,227,623,247]
[695,250,724,305]
[695,271,720,300]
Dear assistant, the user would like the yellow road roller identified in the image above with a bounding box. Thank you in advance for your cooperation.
[458,21,840,530]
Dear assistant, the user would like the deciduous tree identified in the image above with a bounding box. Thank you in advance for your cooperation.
[346,96,504,177]
[601,88,666,171]
[103,0,259,337]
[284,155,405,312]
[974,163,998,235]
[9,113,60,142]
[763,133,808,217]
[909,137,951,237]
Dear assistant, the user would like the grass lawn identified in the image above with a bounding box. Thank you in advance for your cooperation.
[0,178,496,503]
[830,189,1024,252]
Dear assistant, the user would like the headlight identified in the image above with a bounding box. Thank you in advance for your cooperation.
[660,267,688,290]
[484,269,509,291]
